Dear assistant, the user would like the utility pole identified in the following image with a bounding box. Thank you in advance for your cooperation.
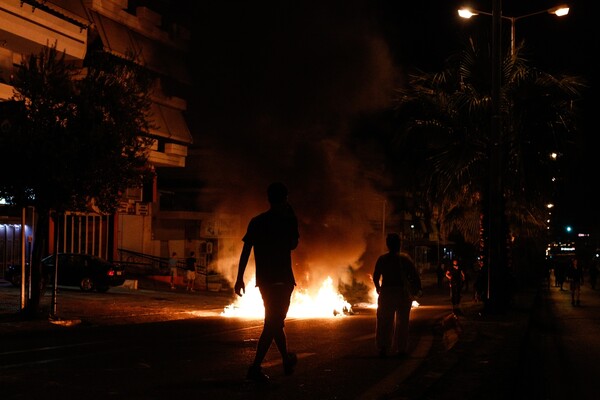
[486,0,506,313]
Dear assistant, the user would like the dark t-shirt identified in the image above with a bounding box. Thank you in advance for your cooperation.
[447,267,463,285]
[186,256,196,271]
[243,207,299,287]
[373,252,419,291]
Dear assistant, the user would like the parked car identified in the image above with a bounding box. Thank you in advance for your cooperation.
[5,253,125,292]
[4,263,36,288]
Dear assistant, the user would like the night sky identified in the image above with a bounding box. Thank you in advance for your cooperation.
[169,0,598,264]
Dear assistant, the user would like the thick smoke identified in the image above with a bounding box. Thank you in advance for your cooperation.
[183,1,398,289]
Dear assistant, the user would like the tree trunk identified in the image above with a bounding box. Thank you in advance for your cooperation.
[20,208,49,318]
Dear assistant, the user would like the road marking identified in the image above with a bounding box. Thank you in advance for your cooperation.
[357,333,434,400]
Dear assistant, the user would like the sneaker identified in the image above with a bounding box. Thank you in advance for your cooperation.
[283,352,297,375]
[247,365,269,383]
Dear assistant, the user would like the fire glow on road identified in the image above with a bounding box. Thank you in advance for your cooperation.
[221,276,354,318]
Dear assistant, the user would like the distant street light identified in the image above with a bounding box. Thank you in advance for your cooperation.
[458,5,570,55]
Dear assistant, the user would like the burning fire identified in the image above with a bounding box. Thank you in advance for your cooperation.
[222,276,354,318]
[362,289,420,309]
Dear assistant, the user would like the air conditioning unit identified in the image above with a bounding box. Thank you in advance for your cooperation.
[124,187,143,202]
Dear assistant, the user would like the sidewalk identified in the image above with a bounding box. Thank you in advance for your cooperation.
[0,277,236,332]
[393,283,537,399]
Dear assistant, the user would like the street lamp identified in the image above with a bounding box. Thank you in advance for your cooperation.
[458,5,570,55]
[457,2,569,312]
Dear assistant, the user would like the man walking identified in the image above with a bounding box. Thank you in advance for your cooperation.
[234,182,300,382]
[185,251,197,292]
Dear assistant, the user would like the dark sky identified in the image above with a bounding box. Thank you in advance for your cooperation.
[175,0,597,278]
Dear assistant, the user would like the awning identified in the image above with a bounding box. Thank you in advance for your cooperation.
[147,102,193,145]
[89,11,190,84]
[0,0,87,61]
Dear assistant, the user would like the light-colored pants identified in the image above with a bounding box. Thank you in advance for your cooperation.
[376,286,413,354]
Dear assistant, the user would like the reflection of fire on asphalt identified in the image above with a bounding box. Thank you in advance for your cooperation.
[221,276,355,318]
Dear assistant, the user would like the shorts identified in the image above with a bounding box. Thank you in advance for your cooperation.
[186,270,196,280]
[258,283,294,327]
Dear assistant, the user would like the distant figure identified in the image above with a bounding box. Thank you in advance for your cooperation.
[234,182,300,383]
[472,259,484,302]
[446,259,465,315]
[168,252,178,289]
[588,260,598,290]
[436,259,447,290]
[462,262,471,293]
[543,258,552,289]
[555,261,567,290]
[474,262,488,303]
[372,232,422,358]
[570,258,584,306]
[185,251,197,292]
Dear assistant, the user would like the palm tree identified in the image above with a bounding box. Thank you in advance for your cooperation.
[391,38,586,310]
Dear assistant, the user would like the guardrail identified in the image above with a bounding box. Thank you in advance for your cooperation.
[117,249,222,290]
[117,249,170,276]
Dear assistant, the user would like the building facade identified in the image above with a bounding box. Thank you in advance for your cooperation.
[0,0,210,279]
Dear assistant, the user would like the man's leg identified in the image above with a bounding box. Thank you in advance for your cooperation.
[395,300,412,355]
[376,289,395,357]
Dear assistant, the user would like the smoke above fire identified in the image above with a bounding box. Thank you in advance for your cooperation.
[180,1,401,290]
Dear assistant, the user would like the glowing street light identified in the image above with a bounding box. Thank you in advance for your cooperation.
[457,2,569,312]
[458,5,570,56]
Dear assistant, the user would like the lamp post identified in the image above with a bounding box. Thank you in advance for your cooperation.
[458,2,569,311]
[458,5,570,56]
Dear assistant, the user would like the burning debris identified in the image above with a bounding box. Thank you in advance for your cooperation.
[222,276,354,318]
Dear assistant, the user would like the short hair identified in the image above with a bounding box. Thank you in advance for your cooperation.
[386,233,401,252]
[267,182,288,204]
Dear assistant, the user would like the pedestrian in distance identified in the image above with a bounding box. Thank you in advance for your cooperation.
[446,259,465,315]
[372,232,422,359]
[234,182,300,383]
[555,261,567,290]
[185,251,197,292]
[570,258,584,306]
[472,259,484,302]
[462,262,471,293]
[588,259,598,290]
[436,259,447,290]
[168,252,178,289]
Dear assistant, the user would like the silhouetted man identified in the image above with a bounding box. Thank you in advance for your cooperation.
[234,182,299,382]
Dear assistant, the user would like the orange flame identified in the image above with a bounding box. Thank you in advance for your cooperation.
[222,276,353,318]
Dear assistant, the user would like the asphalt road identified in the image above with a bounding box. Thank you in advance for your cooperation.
[3,272,600,399]
[0,282,451,400]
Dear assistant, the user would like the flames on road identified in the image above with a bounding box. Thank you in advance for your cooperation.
[220,276,420,319]
[221,276,355,318]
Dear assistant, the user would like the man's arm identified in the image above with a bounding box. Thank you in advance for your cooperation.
[372,260,382,294]
[234,242,252,296]
[290,214,299,250]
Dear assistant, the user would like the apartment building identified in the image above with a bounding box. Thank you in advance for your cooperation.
[0,0,203,276]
